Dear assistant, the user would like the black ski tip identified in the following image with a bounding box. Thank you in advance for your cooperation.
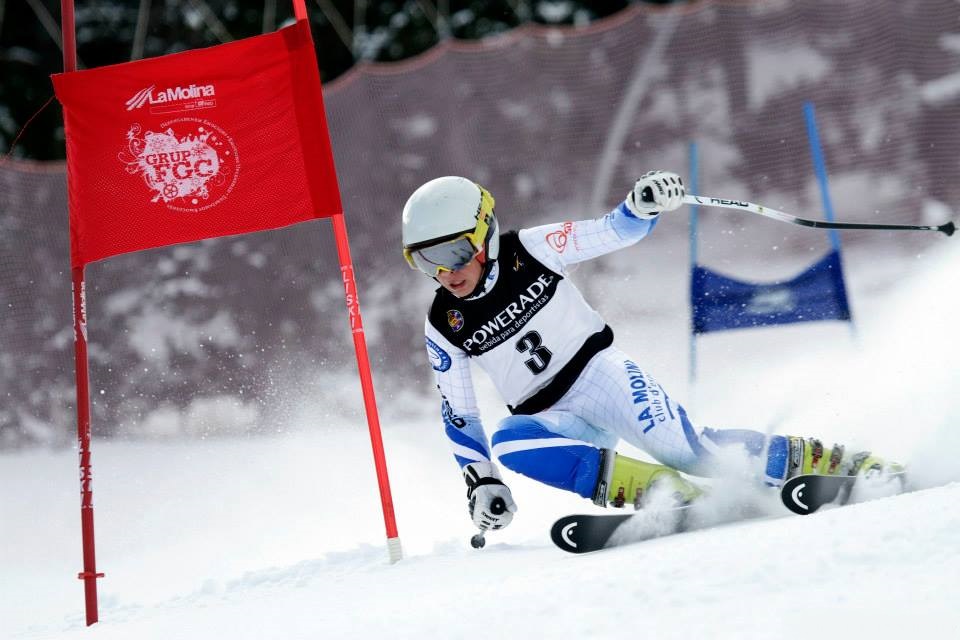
[550,513,631,554]
[550,515,592,553]
[781,474,854,515]
[781,476,823,515]
[940,220,956,237]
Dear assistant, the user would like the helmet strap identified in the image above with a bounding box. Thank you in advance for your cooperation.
[464,244,496,299]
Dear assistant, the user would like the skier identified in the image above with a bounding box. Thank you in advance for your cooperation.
[401,172,900,533]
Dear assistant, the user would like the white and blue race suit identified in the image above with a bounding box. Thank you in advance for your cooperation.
[423,200,790,498]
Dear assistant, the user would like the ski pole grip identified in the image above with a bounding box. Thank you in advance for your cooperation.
[490,497,506,515]
[640,186,653,203]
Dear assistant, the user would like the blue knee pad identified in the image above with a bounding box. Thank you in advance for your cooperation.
[764,435,789,485]
[491,415,602,499]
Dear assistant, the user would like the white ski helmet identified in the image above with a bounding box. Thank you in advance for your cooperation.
[402,176,499,277]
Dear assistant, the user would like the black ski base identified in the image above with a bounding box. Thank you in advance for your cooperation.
[780,471,907,515]
[550,506,691,554]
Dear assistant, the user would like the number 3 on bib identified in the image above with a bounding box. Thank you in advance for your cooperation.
[516,331,553,374]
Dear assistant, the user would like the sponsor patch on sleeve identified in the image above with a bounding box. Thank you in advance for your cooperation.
[426,336,452,372]
[545,221,576,253]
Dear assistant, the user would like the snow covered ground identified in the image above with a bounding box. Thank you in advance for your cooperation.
[3,233,959,639]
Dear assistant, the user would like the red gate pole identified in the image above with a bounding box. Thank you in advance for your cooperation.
[72,268,103,624]
[293,0,307,20]
[291,0,401,562]
[61,0,104,625]
[331,213,403,562]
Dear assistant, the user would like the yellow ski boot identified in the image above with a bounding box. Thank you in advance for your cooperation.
[785,437,906,481]
[592,449,702,509]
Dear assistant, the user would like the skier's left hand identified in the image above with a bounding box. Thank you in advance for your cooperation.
[626,170,686,218]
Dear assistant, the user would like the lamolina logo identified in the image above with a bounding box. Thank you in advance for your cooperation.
[126,84,217,114]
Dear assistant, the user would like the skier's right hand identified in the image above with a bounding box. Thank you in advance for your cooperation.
[626,170,686,218]
[463,462,518,531]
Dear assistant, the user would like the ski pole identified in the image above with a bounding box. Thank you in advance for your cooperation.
[678,193,955,236]
[469,497,506,549]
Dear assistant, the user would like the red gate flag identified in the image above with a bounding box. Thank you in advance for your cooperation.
[52,20,342,268]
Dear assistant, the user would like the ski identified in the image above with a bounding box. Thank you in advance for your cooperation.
[780,471,907,515]
[551,470,908,554]
[549,497,770,554]
[550,506,691,554]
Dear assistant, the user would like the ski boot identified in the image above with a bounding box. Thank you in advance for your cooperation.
[592,449,702,510]
[782,437,903,479]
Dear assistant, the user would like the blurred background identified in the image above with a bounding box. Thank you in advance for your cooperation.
[3,0,657,161]
[2,0,958,448]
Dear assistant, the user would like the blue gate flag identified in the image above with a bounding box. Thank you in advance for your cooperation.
[691,249,851,334]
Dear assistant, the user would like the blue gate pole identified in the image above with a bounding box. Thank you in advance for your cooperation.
[688,141,700,384]
[803,101,842,251]
[803,101,856,336]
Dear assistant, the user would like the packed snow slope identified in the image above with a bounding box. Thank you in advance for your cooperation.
[3,236,959,639]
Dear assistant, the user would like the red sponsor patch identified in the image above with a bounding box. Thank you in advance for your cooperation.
[546,221,574,253]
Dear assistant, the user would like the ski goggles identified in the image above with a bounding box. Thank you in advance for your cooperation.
[403,187,496,277]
